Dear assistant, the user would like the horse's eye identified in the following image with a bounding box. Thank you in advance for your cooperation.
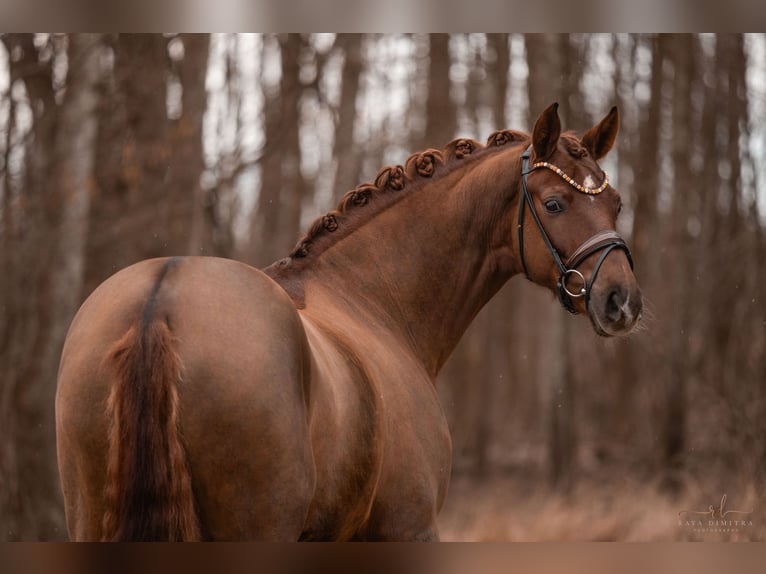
[544,199,563,214]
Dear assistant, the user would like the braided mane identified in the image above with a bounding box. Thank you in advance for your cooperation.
[273,129,529,270]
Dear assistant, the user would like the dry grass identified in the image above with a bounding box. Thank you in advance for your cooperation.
[438,470,764,542]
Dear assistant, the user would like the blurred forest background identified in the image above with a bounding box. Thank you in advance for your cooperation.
[1,33,765,541]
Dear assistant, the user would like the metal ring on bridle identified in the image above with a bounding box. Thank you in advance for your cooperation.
[561,269,586,298]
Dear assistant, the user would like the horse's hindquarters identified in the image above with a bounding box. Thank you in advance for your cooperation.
[57,259,166,540]
[169,259,316,539]
[56,257,316,540]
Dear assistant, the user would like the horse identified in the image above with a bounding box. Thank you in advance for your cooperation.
[55,103,642,541]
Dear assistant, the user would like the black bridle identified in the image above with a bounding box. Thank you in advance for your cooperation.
[517,146,634,314]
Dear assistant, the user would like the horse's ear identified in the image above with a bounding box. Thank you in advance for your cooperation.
[581,106,619,160]
[532,102,561,161]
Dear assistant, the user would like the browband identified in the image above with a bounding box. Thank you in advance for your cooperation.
[529,160,610,195]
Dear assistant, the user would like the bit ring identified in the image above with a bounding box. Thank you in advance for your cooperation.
[562,269,587,298]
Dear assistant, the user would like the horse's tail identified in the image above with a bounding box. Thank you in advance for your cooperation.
[101,320,201,541]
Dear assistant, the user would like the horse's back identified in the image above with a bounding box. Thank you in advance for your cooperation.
[56,256,315,540]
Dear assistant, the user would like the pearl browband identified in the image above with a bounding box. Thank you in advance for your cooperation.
[530,161,610,195]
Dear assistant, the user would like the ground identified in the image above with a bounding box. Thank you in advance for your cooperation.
[438,469,764,542]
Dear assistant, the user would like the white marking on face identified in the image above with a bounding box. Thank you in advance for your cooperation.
[583,175,596,191]
[620,293,632,323]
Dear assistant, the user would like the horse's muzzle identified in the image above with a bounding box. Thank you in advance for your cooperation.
[589,283,643,337]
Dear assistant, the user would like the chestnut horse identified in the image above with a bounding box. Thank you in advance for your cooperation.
[55,104,642,541]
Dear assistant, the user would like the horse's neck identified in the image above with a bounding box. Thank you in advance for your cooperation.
[299,150,520,377]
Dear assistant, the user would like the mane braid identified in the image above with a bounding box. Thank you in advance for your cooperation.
[283,129,530,264]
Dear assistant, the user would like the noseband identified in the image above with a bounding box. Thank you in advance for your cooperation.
[517,146,633,314]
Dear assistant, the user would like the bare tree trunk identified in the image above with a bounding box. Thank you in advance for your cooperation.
[276,35,306,261]
[333,34,364,196]
[720,34,748,391]
[525,33,576,492]
[421,34,456,148]
[84,34,171,294]
[171,34,211,256]
[0,34,105,540]
[663,34,695,492]
[487,33,510,129]
[118,34,172,256]
[631,35,663,275]
[0,33,62,540]
[40,33,106,536]
[473,33,511,476]
[44,33,105,372]
[610,34,637,447]
[695,36,723,390]
[617,36,664,467]
[251,34,306,267]
[251,36,283,265]
[716,37,761,480]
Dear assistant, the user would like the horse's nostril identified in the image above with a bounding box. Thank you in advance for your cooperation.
[606,289,624,323]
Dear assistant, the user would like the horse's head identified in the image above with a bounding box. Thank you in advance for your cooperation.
[515,103,642,336]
